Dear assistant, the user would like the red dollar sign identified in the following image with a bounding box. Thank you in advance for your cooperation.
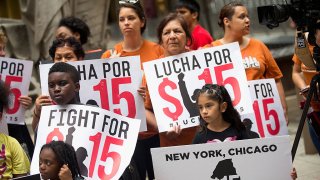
[158,78,183,121]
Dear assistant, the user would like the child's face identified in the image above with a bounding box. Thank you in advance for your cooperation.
[197,93,226,124]
[39,148,60,180]
[48,72,80,105]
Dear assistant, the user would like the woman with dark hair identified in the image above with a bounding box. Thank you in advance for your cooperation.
[39,141,83,180]
[32,37,84,132]
[49,37,85,62]
[205,1,288,123]
[56,17,91,45]
[156,13,198,147]
[101,1,163,179]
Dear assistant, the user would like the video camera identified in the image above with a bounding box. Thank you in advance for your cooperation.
[257,0,320,33]
[258,0,320,69]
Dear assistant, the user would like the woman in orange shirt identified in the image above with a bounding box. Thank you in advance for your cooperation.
[101,1,163,179]
[156,13,198,147]
[206,2,288,123]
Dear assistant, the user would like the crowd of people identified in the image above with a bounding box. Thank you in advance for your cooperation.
[1,0,318,179]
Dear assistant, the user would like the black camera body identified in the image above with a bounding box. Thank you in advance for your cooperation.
[257,0,320,36]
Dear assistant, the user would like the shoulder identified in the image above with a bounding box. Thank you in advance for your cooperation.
[0,133,19,145]
[248,38,268,49]
[142,40,164,55]
[101,42,123,59]
[143,40,161,49]
[202,39,222,49]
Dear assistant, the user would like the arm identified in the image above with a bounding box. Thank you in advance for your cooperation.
[145,109,158,132]
[275,79,288,125]
[292,62,307,90]
[32,95,52,131]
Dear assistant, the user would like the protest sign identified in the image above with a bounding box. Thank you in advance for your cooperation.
[242,79,288,138]
[151,136,292,180]
[39,57,146,131]
[31,105,140,180]
[0,57,33,125]
[143,42,253,132]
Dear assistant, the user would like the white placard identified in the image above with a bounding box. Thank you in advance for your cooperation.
[143,42,253,132]
[0,57,33,125]
[31,105,140,180]
[39,57,146,131]
[243,79,288,137]
[151,136,292,180]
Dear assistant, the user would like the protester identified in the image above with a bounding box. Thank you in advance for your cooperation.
[0,30,34,159]
[291,20,320,153]
[192,84,250,143]
[101,1,163,179]
[0,80,30,179]
[32,37,84,131]
[156,13,198,147]
[47,62,80,106]
[39,141,83,180]
[175,0,213,50]
[56,17,91,46]
[205,1,288,124]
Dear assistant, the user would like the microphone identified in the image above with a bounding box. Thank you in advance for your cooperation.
[295,28,316,69]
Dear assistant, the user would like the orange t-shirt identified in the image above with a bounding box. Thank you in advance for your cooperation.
[206,38,283,80]
[101,40,164,139]
[292,45,320,111]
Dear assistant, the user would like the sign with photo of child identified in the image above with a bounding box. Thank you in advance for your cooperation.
[31,105,141,180]
[151,136,292,180]
[143,42,253,132]
[39,57,146,131]
[0,57,33,125]
[241,79,288,138]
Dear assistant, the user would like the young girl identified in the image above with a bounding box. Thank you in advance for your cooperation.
[192,84,250,144]
[39,141,83,180]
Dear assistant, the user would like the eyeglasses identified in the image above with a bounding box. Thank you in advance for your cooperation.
[119,0,139,4]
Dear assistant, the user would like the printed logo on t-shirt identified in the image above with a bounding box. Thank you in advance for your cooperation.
[0,144,7,178]
[207,136,237,143]
[243,56,260,69]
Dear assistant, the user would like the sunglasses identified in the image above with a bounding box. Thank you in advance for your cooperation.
[119,0,139,4]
